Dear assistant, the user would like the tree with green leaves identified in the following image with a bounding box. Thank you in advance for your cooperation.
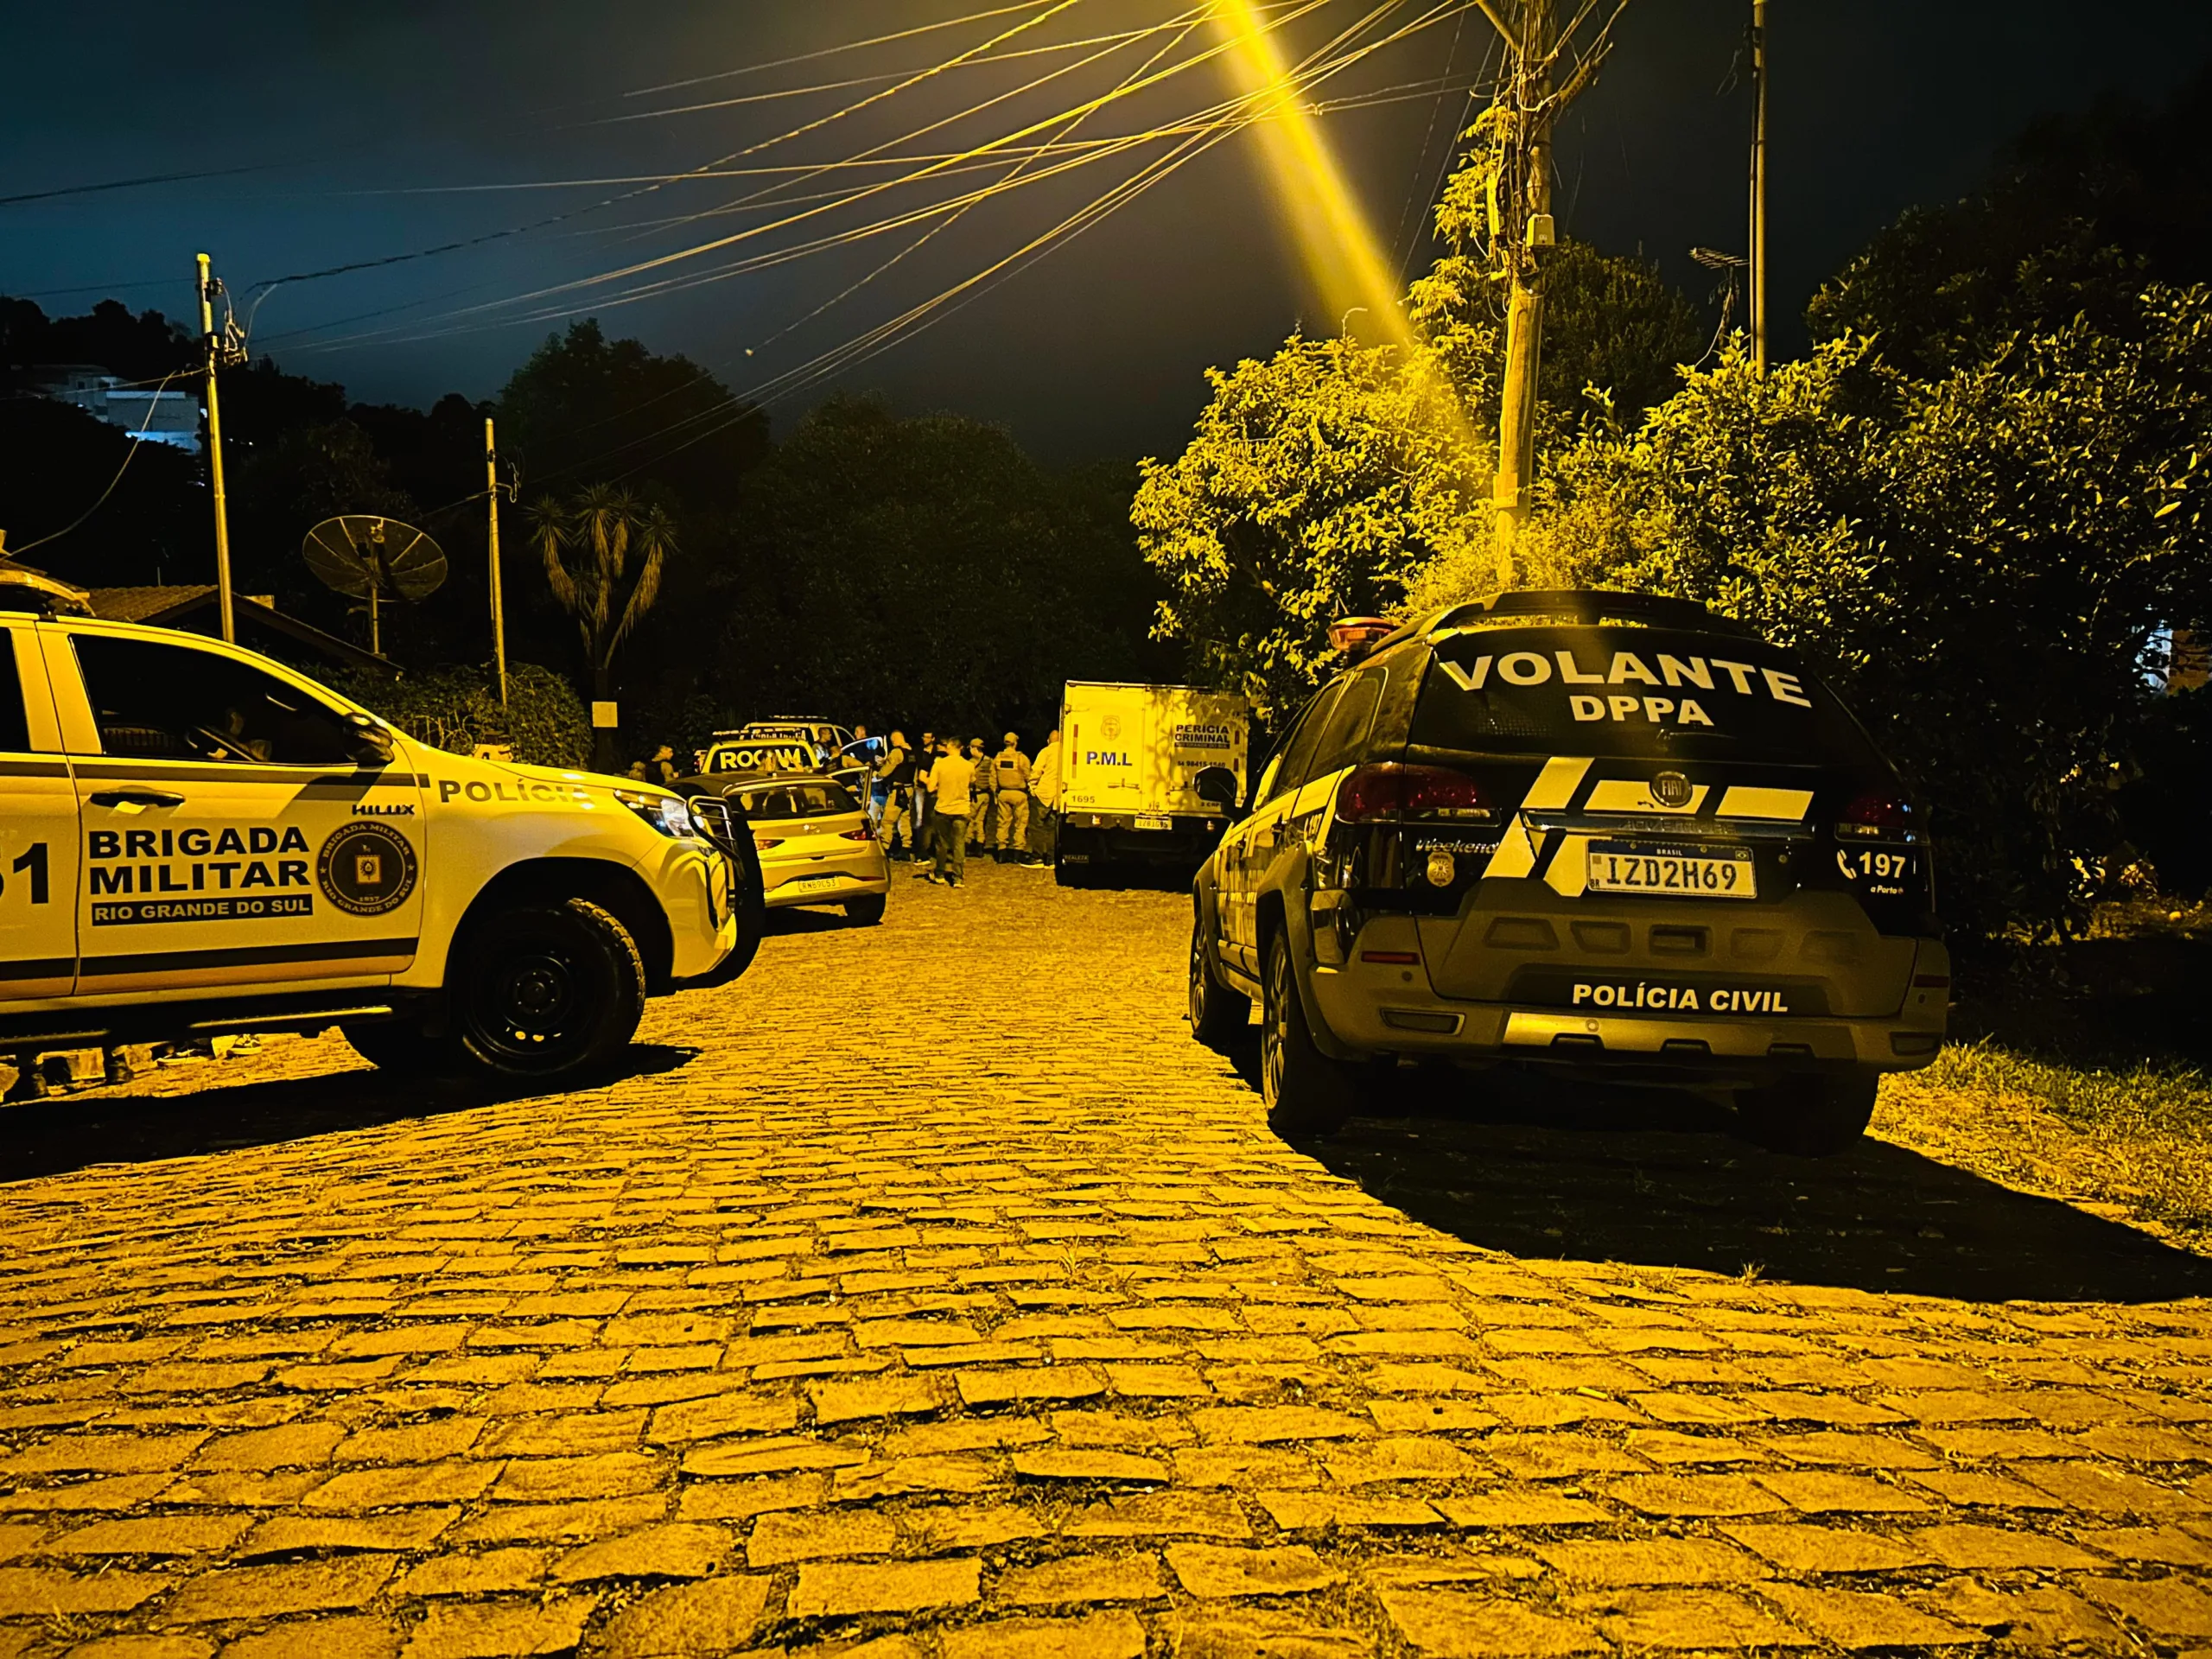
[1134,334,1490,720]
[715,395,1166,737]
[531,485,673,770]
[1412,289,2212,938]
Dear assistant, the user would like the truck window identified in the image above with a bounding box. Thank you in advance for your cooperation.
[1307,670,1382,779]
[73,634,358,766]
[1260,684,1342,805]
[0,634,30,753]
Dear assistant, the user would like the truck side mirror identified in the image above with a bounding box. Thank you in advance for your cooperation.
[344,711,395,769]
[1193,766,1241,812]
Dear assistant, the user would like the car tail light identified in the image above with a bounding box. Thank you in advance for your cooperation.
[1335,763,1491,825]
[1836,791,1917,841]
[839,827,873,841]
[753,834,785,851]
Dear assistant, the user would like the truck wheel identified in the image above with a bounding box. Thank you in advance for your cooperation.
[845,895,887,925]
[341,1021,459,1076]
[1737,1072,1878,1156]
[1188,908,1249,1049]
[454,898,645,1081]
[1262,931,1356,1138]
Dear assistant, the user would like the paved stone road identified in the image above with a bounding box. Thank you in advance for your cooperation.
[1,862,2210,1657]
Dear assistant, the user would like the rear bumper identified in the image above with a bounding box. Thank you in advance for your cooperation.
[1060,814,1228,866]
[762,846,890,908]
[1306,928,1949,1082]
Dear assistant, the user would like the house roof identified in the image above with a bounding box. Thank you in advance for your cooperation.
[85,587,396,677]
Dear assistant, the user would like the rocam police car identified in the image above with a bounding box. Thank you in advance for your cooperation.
[1186,589,1948,1156]
[0,612,760,1085]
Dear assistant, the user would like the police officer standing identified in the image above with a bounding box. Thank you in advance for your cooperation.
[991,732,1030,862]
[911,729,937,862]
[1025,727,1063,868]
[963,736,993,853]
[875,729,913,856]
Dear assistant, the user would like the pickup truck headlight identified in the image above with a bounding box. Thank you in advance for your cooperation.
[615,790,699,839]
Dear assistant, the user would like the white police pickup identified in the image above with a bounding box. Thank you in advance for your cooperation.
[0,613,758,1083]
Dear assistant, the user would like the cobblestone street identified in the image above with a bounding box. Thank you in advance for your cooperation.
[3,861,2211,1656]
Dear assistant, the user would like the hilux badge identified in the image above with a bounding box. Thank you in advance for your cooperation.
[1651,771,1694,809]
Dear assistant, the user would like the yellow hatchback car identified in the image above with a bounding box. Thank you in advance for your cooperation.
[731,774,889,925]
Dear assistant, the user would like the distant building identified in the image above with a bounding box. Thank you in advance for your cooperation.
[22,365,200,455]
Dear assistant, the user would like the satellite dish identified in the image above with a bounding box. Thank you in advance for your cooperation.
[302,516,446,657]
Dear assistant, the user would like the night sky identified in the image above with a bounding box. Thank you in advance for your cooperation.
[8,1,2211,464]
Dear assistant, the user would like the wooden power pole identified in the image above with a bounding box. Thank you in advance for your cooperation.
[485,416,509,708]
[195,253,238,644]
[1750,0,1769,373]
[1490,0,1555,586]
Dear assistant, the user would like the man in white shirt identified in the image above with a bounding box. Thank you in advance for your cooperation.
[1024,728,1063,868]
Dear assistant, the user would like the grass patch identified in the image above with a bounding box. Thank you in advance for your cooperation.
[1878,1038,2212,1252]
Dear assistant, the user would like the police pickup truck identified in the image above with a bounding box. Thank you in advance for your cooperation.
[0,613,754,1084]
[1187,589,1948,1156]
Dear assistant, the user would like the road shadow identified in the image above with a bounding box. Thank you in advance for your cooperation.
[1229,1047,2209,1304]
[764,906,870,936]
[0,1044,699,1185]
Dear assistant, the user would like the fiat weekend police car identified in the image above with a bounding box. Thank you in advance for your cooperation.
[0,613,758,1084]
[1186,589,1948,1155]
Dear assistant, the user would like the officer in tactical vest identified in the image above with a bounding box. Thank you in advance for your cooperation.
[991,732,1031,861]
[875,730,915,857]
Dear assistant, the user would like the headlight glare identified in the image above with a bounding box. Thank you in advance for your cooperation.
[615,789,699,839]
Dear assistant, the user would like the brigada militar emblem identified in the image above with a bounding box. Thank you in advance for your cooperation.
[319,822,418,916]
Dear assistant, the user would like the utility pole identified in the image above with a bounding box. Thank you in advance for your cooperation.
[485,416,508,708]
[195,254,238,643]
[1491,0,1556,587]
[1749,0,1769,373]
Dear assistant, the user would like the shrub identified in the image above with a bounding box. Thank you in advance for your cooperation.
[336,663,590,769]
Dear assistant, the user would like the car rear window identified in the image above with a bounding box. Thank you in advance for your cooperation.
[1411,625,1880,763]
[737,780,860,819]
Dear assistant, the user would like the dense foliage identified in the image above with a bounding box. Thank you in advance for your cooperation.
[1415,302,2212,935]
[334,663,590,769]
[1136,232,1706,721]
[715,395,1169,738]
[0,300,1164,761]
[1141,71,2212,938]
[1134,338,1486,718]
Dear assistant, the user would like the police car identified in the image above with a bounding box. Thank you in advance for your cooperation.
[1186,589,1948,1155]
[0,613,757,1084]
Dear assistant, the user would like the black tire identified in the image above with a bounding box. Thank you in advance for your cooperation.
[1262,929,1357,1138]
[341,1021,460,1076]
[454,898,645,1081]
[1188,906,1249,1048]
[1737,1071,1878,1156]
[845,894,887,925]
[718,798,768,980]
